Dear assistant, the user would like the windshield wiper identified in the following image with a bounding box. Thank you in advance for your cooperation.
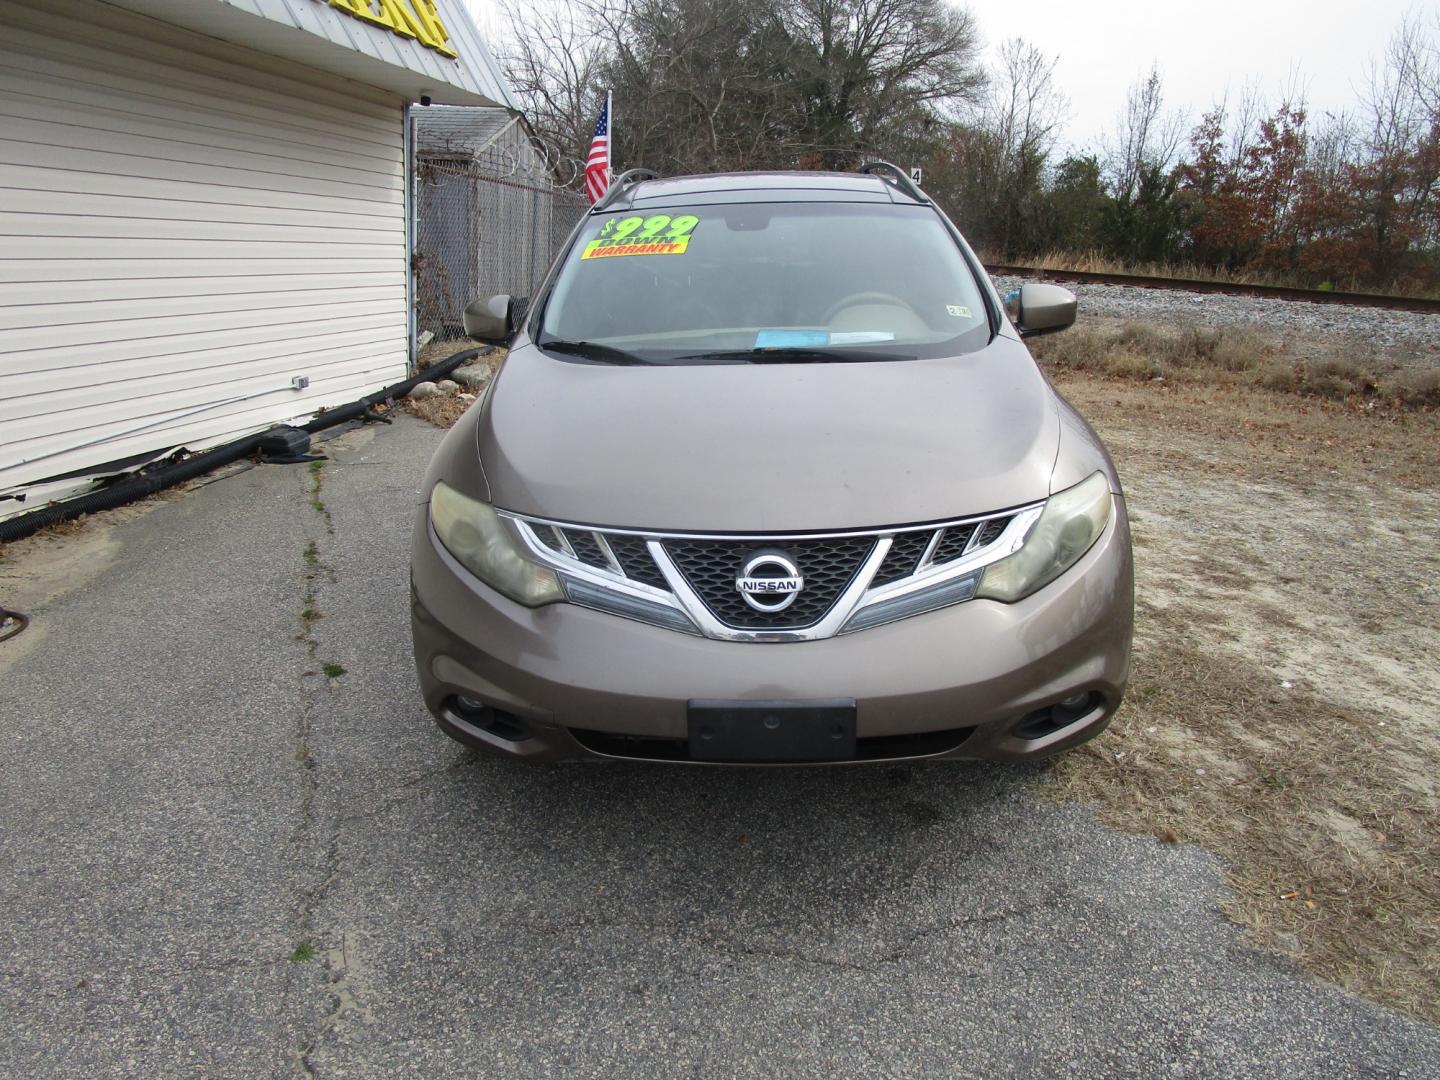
[537,338,651,366]
[674,348,909,364]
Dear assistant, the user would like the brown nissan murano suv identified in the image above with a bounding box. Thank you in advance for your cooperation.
[410,163,1133,764]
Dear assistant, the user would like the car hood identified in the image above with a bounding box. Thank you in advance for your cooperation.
[475,338,1059,532]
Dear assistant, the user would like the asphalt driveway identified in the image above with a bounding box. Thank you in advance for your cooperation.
[2,415,1437,1077]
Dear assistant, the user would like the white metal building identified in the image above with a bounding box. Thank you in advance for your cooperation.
[0,0,515,519]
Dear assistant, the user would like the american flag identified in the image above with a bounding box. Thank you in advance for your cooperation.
[584,93,612,205]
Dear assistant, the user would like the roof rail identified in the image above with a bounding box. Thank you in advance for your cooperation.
[857,160,928,204]
[592,168,660,212]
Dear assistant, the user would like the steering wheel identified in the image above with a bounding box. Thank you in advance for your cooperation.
[821,291,917,324]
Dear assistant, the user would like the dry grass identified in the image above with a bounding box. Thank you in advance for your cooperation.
[1031,321,1440,408]
[1045,622,1440,1023]
[1051,372,1440,492]
[1,471,244,562]
[402,393,472,429]
[33,515,90,538]
[1043,368,1440,1023]
[403,348,505,430]
[416,336,477,369]
[997,248,1440,302]
[0,514,93,558]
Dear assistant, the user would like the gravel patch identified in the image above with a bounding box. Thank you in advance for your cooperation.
[991,275,1440,369]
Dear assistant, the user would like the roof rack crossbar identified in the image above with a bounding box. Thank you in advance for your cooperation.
[592,168,660,212]
[857,160,927,203]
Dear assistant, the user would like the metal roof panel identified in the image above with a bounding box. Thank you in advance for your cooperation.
[108,0,517,107]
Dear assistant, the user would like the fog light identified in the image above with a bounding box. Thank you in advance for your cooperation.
[455,695,488,716]
[1012,693,1101,740]
[446,697,530,743]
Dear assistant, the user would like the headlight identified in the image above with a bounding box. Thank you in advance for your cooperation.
[976,472,1112,603]
[429,481,564,607]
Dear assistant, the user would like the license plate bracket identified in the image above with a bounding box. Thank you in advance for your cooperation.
[687,699,857,762]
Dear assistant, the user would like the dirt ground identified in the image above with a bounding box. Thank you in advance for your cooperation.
[1043,371,1439,1023]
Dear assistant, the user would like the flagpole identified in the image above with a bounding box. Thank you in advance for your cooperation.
[607,89,615,179]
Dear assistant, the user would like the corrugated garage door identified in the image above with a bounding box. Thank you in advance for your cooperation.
[0,0,409,509]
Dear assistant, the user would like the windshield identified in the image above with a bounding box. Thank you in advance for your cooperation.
[536,202,991,364]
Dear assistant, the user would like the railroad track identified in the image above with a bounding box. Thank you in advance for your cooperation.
[984,264,1440,315]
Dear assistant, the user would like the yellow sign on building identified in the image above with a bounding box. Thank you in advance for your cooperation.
[327,0,457,59]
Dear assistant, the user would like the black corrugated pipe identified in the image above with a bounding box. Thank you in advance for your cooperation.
[303,346,488,433]
[0,347,491,544]
[0,431,275,543]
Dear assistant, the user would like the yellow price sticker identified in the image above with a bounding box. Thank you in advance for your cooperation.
[582,213,699,260]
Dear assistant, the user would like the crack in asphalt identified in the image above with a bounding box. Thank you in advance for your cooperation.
[336,760,472,826]
[691,893,1068,974]
[295,929,366,1079]
[288,463,360,1079]
[431,893,1071,981]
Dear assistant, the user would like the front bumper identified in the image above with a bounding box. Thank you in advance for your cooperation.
[410,501,1133,764]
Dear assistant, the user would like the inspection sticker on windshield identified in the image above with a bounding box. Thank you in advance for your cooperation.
[754,329,896,348]
[946,304,972,317]
[755,329,829,348]
[582,214,699,259]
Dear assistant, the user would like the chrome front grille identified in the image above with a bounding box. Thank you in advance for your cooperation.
[601,534,670,589]
[872,530,932,585]
[561,528,611,569]
[663,536,877,629]
[507,504,1042,642]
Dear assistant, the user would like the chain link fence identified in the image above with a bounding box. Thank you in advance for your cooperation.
[413,113,589,340]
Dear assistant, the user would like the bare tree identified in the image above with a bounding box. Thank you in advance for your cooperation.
[985,38,1065,162]
[498,0,610,178]
[579,0,798,172]
[978,38,1066,252]
[1362,20,1424,163]
[1355,14,1440,268]
[1224,78,1266,172]
[1306,109,1359,179]
[506,0,985,175]
[1388,9,1439,123]
[1104,64,1186,203]
[779,0,985,163]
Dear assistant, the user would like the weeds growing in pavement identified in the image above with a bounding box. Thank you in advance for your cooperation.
[308,460,328,518]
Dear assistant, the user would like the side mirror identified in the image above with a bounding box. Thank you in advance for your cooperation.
[1007,283,1077,337]
[463,294,517,343]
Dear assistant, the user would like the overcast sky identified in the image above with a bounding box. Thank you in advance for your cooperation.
[978,0,1421,153]
[468,0,1423,154]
